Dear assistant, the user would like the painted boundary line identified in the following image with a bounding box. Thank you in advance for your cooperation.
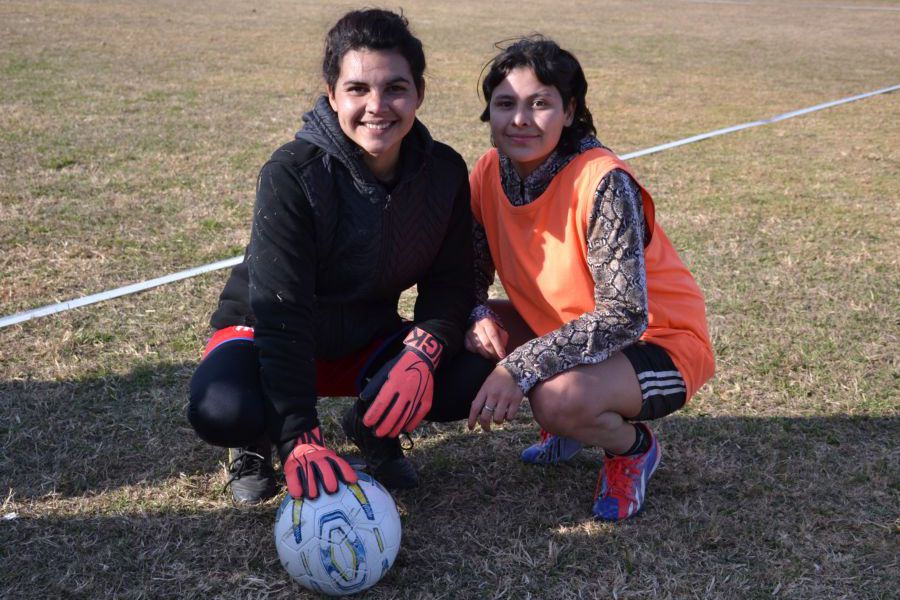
[0,257,243,328]
[622,84,900,160]
[1,83,898,330]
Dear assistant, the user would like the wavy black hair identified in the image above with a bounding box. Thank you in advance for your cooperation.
[480,36,595,154]
[323,9,426,94]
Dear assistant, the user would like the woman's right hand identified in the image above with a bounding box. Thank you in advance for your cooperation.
[464,317,509,361]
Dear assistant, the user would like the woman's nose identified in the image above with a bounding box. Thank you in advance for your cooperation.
[512,105,529,126]
[366,91,386,113]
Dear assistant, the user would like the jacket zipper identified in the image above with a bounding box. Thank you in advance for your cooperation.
[377,192,392,293]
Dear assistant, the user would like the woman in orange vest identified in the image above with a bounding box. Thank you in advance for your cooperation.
[466,37,715,521]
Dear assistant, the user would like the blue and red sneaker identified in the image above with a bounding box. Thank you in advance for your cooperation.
[592,423,660,521]
[521,429,582,465]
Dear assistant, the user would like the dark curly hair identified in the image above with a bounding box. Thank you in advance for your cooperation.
[480,36,595,154]
[323,9,426,94]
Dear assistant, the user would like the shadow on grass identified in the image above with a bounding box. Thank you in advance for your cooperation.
[1,361,214,500]
[1,363,897,599]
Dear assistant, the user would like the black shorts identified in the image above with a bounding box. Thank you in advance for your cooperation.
[621,341,687,421]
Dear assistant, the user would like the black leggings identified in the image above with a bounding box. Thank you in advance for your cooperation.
[187,339,495,448]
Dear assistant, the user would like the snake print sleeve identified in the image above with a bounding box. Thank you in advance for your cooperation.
[499,169,649,393]
[470,218,498,320]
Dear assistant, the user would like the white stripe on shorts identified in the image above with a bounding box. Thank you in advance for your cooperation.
[641,377,685,390]
[643,386,687,398]
[636,370,686,399]
[637,370,681,381]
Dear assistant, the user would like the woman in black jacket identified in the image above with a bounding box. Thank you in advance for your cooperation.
[188,9,491,503]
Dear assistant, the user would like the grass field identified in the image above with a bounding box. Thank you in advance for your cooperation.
[1,0,898,598]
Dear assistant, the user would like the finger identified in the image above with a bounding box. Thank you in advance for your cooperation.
[472,335,499,360]
[484,327,507,359]
[312,461,338,495]
[403,401,426,433]
[362,396,388,428]
[299,464,315,500]
[318,459,342,494]
[333,457,358,485]
[286,467,303,499]
[507,397,523,421]
[480,413,492,431]
[475,330,500,360]
[378,396,410,438]
[476,345,499,361]
[384,407,407,438]
[498,328,510,356]
[479,403,494,431]
[467,390,485,429]
[365,389,399,431]
[494,402,507,424]
[377,397,411,438]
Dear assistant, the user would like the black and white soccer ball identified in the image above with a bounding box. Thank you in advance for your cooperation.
[273,472,402,596]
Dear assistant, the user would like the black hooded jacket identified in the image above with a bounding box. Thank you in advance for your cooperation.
[209,96,474,443]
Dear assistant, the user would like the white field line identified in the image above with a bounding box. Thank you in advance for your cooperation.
[622,83,900,160]
[0,257,243,328]
[1,83,898,330]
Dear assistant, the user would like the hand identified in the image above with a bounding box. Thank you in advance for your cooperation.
[283,427,357,499]
[464,317,508,361]
[361,327,443,438]
[467,365,525,432]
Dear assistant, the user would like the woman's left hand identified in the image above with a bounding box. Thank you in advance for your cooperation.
[467,365,525,432]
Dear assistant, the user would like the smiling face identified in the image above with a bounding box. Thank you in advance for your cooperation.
[328,49,424,181]
[488,67,574,179]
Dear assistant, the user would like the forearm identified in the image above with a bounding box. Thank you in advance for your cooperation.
[472,219,496,308]
[248,159,320,443]
[413,174,475,356]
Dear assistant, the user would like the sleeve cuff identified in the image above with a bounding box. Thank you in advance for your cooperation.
[469,303,505,328]
[497,359,538,396]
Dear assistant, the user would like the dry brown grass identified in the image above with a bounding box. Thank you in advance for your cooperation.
[1,1,898,598]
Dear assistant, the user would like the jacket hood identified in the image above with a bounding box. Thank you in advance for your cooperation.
[295,95,434,189]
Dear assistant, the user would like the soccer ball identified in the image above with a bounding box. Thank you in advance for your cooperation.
[273,471,402,596]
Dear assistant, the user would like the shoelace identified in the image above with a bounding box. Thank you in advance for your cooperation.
[593,456,641,502]
[223,450,267,492]
[534,429,553,460]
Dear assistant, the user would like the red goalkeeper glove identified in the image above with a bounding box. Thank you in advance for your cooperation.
[361,327,443,438]
[282,427,357,499]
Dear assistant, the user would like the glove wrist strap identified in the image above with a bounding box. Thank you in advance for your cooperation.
[403,327,443,367]
[296,427,325,446]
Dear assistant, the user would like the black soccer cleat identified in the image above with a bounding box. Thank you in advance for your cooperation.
[225,442,278,504]
[341,400,419,490]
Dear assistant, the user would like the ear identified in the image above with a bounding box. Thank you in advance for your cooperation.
[564,98,576,127]
[416,79,426,109]
[327,85,338,112]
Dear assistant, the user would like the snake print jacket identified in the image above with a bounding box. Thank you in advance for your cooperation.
[472,137,649,394]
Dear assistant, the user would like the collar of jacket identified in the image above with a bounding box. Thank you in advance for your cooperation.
[295,95,434,202]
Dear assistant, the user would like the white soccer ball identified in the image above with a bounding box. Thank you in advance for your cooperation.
[273,471,402,596]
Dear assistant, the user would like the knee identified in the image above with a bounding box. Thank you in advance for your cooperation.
[529,388,579,437]
[530,382,623,437]
[188,375,265,447]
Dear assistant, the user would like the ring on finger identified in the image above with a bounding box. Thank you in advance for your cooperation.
[482,405,495,413]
